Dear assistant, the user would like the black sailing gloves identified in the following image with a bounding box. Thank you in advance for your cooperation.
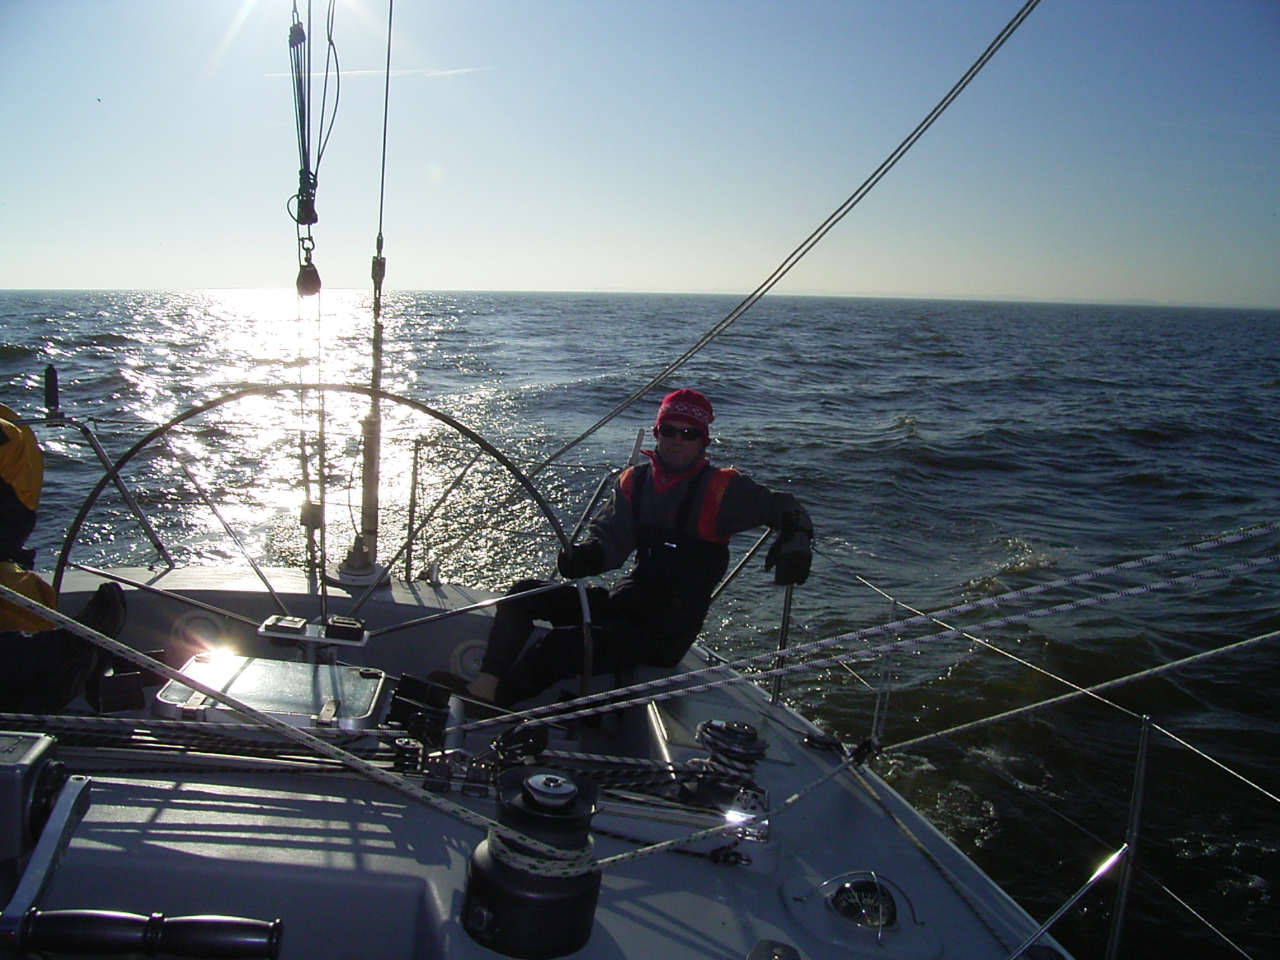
[558,540,607,580]
[764,510,812,586]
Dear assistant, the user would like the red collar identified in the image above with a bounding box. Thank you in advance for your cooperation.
[643,448,709,493]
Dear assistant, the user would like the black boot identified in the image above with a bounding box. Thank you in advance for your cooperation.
[44,583,128,711]
[72,582,127,638]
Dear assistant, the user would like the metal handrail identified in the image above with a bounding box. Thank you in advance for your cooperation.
[1106,716,1151,959]
[768,584,794,705]
[709,528,773,603]
[1005,845,1129,960]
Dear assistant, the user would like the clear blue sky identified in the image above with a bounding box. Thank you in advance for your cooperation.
[1,0,1277,308]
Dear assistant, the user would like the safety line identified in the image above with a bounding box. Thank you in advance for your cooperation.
[457,541,1280,733]
[841,557,1280,807]
[838,572,1274,958]
[375,0,394,241]
[1144,876,1257,960]
[888,631,1280,803]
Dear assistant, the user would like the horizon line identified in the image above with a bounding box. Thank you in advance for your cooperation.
[1,287,1278,312]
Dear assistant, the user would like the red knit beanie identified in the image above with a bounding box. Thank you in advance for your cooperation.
[655,389,714,438]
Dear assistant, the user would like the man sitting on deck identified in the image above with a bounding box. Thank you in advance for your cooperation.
[1,402,127,712]
[438,388,813,710]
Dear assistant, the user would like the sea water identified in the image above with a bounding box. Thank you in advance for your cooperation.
[2,289,1277,958]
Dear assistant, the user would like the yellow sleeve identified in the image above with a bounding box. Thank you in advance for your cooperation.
[0,415,43,512]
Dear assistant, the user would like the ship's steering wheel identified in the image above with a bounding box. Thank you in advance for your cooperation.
[52,383,570,594]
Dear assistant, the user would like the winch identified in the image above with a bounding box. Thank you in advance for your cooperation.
[462,768,600,959]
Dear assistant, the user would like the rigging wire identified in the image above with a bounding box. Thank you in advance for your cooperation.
[289,0,340,296]
[288,2,314,226]
[316,2,341,171]
[812,565,1278,803]
[448,524,1280,731]
[539,0,1046,467]
[846,572,1274,959]
[347,0,395,573]
[841,560,1280,803]
[372,0,394,320]
[422,0,1047,560]
[855,568,1280,806]
[286,0,351,586]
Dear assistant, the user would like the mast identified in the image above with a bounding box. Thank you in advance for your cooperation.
[347,243,387,578]
[339,1,394,583]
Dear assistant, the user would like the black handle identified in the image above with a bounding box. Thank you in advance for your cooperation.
[43,364,59,413]
[19,909,282,959]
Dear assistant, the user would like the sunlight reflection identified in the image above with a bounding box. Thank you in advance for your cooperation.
[53,290,623,591]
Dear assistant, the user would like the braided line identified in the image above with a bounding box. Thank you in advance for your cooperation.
[0,584,583,867]
[461,546,1280,732]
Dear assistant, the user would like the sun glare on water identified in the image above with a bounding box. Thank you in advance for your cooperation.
[71,288,545,580]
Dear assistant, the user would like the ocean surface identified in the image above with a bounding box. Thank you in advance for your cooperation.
[2,289,1278,958]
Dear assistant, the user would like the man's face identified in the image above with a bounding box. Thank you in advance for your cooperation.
[654,419,706,473]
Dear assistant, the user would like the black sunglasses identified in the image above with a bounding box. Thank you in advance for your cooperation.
[657,424,704,441]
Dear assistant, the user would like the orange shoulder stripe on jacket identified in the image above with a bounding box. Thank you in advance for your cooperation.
[619,464,638,503]
[696,467,737,542]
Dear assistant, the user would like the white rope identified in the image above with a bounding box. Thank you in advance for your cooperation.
[458,543,1280,733]
[0,583,579,865]
[840,555,1280,808]
[888,630,1280,806]
[9,523,1273,876]
[0,582,857,878]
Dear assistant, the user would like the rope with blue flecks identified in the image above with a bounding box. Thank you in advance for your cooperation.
[455,522,1280,734]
